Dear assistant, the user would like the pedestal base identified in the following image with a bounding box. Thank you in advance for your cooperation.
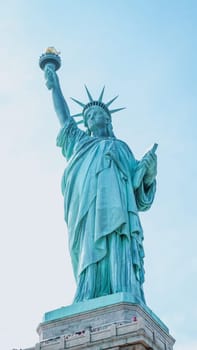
[24,293,175,350]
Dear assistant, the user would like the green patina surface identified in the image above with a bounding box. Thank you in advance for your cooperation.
[41,53,157,305]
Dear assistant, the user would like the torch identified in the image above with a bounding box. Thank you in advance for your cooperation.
[39,47,61,72]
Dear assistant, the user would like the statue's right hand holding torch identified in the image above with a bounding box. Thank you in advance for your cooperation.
[39,47,71,126]
[44,64,59,90]
[39,47,61,91]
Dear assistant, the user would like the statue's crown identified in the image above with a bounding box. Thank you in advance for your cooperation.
[71,86,125,126]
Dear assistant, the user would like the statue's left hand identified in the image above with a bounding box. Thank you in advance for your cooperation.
[143,151,157,186]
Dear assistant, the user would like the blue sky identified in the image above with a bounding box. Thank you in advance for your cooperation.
[0,1,197,349]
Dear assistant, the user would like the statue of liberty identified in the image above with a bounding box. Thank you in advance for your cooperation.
[42,53,157,305]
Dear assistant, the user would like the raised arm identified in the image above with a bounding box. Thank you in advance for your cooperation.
[45,64,71,127]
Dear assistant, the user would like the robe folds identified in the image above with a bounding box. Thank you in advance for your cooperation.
[57,118,156,304]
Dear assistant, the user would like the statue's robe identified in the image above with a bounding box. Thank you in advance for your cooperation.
[57,118,156,304]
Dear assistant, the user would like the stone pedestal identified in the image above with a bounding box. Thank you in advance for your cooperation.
[23,293,175,350]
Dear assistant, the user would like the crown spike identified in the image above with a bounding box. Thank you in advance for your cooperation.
[71,113,83,118]
[109,107,126,114]
[85,85,93,102]
[106,95,119,107]
[70,97,86,108]
[76,120,84,125]
[98,86,105,102]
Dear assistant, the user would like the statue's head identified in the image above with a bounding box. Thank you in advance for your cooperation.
[84,105,114,136]
[71,86,125,137]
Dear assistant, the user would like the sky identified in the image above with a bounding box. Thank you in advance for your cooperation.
[0,1,197,349]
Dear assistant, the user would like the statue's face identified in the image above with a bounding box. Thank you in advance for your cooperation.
[85,106,110,132]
